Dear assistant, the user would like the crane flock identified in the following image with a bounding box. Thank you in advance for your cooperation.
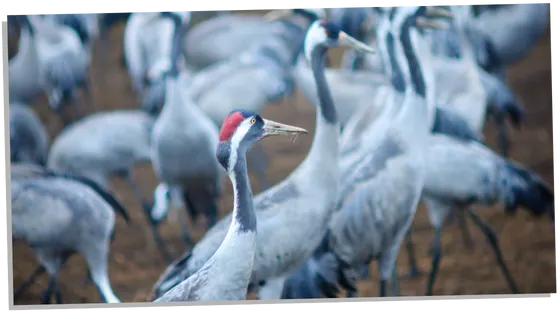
[6,4,554,305]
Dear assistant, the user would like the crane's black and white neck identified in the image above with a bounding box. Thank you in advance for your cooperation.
[155,110,307,302]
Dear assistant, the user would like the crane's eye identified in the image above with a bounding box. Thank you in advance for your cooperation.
[250,117,257,124]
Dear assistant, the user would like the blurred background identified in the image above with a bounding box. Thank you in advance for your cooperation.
[6,7,555,305]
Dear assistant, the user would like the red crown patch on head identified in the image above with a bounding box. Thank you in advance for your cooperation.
[219,112,246,142]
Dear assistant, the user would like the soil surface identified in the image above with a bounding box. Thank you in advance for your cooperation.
[9,12,556,305]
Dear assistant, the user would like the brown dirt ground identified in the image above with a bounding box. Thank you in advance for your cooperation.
[9,12,556,305]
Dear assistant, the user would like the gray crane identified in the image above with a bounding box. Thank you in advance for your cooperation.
[467,4,550,77]
[181,9,326,72]
[44,109,167,259]
[123,11,192,114]
[10,163,130,304]
[167,8,326,191]
[149,19,377,301]
[15,15,90,125]
[7,15,43,107]
[154,111,307,302]
[281,5,454,298]
[9,102,50,166]
[148,12,223,252]
[415,133,554,295]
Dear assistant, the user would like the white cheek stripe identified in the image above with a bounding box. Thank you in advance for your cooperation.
[228,119,253,173]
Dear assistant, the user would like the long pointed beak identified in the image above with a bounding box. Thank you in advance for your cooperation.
[425,6,454,19]
[339,31,377,54]
[262,119,308,138]
[264,9,292,21]
[416,17,450,30]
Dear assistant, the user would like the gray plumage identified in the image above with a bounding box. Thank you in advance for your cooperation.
[155,109,308,302]
[181,9,326,72]
[11,163,129,303]
[8,16,44,106]
[150,19,373,301]
[468,4,550,75]
[9,102,50,166]
[30,15,90,113]
[123,12,192,108]
[148,12,223,252]
[178,9,326,190]
[47,110,155,188]
[281,6,452,298]
[418,133,553,295]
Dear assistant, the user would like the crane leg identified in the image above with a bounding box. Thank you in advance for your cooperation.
[456,208,474,249]
[40,275,60,304]
[389,263,400,297]
[14,265,46,300]
[466,208,519,294]
[400,229,422,280]
[425,226,442,296]
[122,169,173,263]
[180,190,200,247]
[379,279,387,297]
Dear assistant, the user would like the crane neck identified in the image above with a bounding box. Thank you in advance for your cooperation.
[293,44,340,184]
[310,45,337,124]
[167,14,185,78]
[229,148,257,233]
[217,141,257,233]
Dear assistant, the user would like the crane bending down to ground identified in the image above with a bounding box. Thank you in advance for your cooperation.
[11,163,130,304]
[123,11,192,115]
[149,19,377,301]
[9,102,50,166]
[281,5,454,298]
[45,110,163,257]
[154,112,307,302]
[148,12,223,256]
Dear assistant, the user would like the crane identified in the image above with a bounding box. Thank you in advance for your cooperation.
[123,11,192,114]
[45,109,165,259]
[416,133,554,295]
[9,102,50,166]
[149,19,377,301]
[467,4,550,78]
[154,111,307,302]
[281,5,454,298]
[148,12,223,253]
[10,163,130,304]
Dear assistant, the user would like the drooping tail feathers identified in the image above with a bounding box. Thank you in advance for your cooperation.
[501,160,554,219]
[482,70,525,128]
[48,170,131,223]
[149,251,193,301]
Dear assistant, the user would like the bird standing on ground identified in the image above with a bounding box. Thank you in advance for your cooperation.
[154,112,307,302]
[11,163,129,304]
[123,11,192,115]
[148,12,223,257]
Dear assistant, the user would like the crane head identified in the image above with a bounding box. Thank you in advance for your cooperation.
[304,20,376,63]
[216,110,307,172]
